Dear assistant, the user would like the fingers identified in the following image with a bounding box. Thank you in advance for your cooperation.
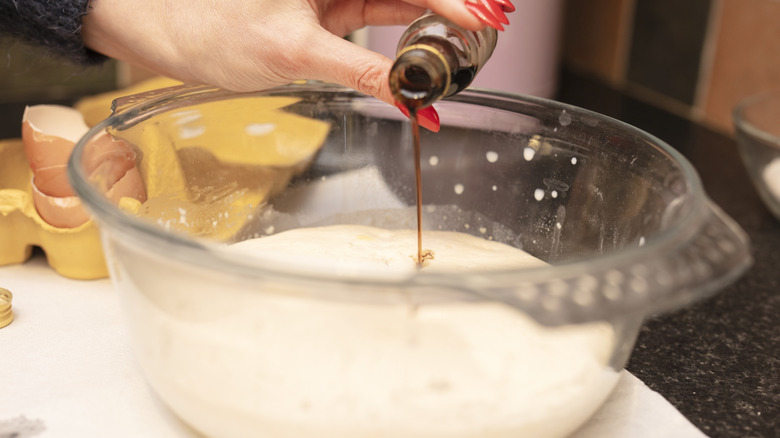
[398,0,515,31]
[464,0,509,30]
[299,30,443,131]
[303,31,397,106]
[400,0,484,31]
[360,1,427,26]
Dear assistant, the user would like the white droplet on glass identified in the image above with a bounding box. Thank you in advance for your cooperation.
[559,110,572,126]
[179,125,206,139]
[245,123,275,136]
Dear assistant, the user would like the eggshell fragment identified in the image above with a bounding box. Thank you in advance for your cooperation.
[34,161,147,229]
[29,164,73,197]
[82,132,140,193]
[30,176,90,229]
[21,104,92,228]
[21,105,90,171]
[21,106,147,229]
[107,167,147,204]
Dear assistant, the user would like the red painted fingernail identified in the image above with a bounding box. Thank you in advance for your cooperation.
[395,101,411,118]
[465,2,504,31]
[479,0,509,25]
[417,106,441,132]
[395,102,441,133]
[494,0,515,13]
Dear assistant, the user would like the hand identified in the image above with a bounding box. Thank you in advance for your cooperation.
[82,0,511,106]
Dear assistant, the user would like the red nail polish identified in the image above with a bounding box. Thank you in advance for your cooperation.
[395,101,411,118]
[479,0,509,25]
[417,106,441,132]
[494,0,515,13]
[395,102,441,133]
[465,2,505,31]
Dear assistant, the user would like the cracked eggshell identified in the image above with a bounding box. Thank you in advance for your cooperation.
[30,175,90,229]
[21,106,147,228]
[21,105,90,172]
[31,164,147,230]
[83,132,141,193]
[30,164,74,197]
[106,167,147,205]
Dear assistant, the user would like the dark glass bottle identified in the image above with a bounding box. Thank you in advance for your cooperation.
[389,11,498,110]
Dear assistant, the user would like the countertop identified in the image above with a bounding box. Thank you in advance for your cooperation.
[556,70,779,438]
[1,70,777,437]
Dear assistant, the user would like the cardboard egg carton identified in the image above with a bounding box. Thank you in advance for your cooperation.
[0,138,107,279]
[1,76,331,280]
[0,77,182,280]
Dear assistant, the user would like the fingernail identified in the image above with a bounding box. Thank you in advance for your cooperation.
[479,0,509,25]
[395,101,411,118]
[494,0,515,13]
[417,106,441,132]
[465,2,505,31]
[395,102,441,133]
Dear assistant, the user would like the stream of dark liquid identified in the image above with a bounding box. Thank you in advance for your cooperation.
[410,110,423,267]
[393,64,435,268]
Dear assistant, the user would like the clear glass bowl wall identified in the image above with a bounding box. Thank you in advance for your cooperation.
[69,83,750,438]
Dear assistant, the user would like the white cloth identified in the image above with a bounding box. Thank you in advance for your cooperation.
[0,255,706,438]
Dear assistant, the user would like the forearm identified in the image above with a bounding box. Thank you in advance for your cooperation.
[0,0,105,64]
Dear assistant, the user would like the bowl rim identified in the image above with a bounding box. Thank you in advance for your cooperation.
[69,82,750,323]
[733,90,780,145]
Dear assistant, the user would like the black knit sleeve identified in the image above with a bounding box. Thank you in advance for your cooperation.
[0,0,106,65]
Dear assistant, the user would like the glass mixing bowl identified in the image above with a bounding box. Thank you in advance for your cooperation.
[734,90,780,221]
[69,82,751,438]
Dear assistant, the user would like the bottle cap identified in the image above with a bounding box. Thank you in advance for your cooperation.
[0,288,14,329]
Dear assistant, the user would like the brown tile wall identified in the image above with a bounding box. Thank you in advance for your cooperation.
[562,0,635,84]
[562,0,780,134]
[701,0,780,131]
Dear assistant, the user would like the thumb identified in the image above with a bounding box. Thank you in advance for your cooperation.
[303,32,396,106]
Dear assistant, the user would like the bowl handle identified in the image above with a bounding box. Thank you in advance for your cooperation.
[642,200,752,314]
[462,200,753,327]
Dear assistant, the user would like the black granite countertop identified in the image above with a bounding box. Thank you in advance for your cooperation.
[557,70,779,438]
[1,71,777,437]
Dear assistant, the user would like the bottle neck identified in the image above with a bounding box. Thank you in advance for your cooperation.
[390,12,498,109]
[389,45,451,110]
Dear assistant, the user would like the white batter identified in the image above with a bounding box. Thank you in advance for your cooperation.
[229,224,550,276]
[121,225,619,438]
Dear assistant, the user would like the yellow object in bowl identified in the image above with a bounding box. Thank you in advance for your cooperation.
[100,92,330,241]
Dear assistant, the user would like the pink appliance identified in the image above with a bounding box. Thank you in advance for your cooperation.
[361,0,563,98]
